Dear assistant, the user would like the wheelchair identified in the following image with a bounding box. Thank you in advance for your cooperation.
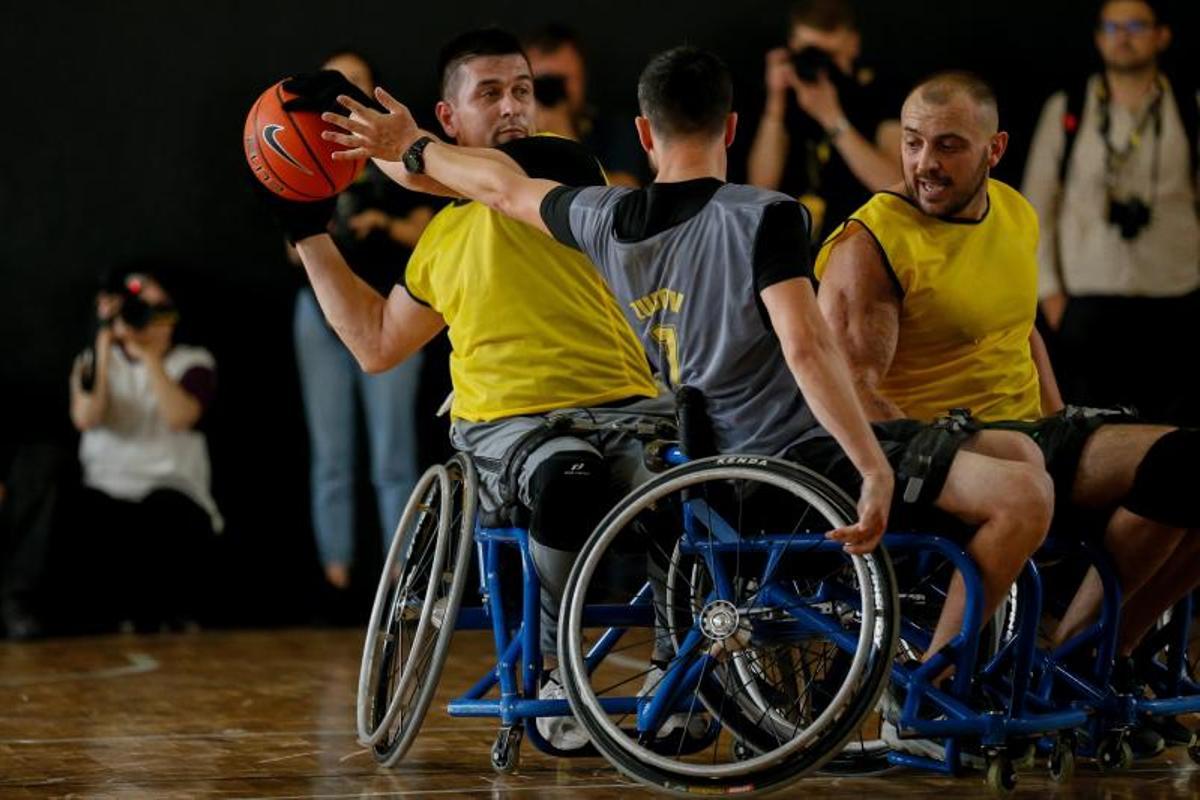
[825,528,1200,793]
[355,414,899,797]
[1013,535,1200,771]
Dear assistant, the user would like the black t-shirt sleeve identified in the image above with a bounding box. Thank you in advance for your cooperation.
[495,136,607,187]
[539,186,587,250]
[752,201,813,293]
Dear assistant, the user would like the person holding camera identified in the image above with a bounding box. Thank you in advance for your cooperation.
[1023,0,1199,425]
[68,267,220,631]
[747,0,901,239]
[523,24,648,187]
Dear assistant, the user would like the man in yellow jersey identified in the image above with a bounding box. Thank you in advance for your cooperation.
[263,29,667,750]
[816,71,1200,752]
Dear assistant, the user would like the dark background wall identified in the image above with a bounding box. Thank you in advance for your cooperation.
[2,0,1197,624]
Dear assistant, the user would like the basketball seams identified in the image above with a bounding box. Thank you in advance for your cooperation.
[274,83,337,195]
[248,86,326,201]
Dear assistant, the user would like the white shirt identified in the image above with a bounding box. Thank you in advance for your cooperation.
[1022,75,1200,299]
[79,343,223,531]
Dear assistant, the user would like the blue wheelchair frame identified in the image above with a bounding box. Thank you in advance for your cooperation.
[880,535,1088,775]
[444,446,887,760]
[1024,537,1200,756]
[439,441,1197,780]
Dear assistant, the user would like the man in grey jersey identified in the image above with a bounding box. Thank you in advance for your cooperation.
[322,46,1052,667]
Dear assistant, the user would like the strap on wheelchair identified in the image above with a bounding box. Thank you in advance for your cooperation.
[496,410,678,522]
[898,408,979,505]
[676,385,716,459]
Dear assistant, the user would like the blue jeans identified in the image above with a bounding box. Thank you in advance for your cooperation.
[294,288,422,568]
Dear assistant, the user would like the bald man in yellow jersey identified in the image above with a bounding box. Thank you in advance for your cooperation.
[816,71,1200,748]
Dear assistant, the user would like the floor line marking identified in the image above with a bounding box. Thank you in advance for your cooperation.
[0,652,159,687]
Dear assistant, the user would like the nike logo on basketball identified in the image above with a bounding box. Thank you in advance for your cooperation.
[261,124,314,175]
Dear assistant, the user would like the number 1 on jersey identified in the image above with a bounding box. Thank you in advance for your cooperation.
[649,324,681,386]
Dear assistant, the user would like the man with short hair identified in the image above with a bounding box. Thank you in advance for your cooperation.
[747,0,902,239]
[1023,0,1200,425]
[265,28,668,750]
[321,46,1053,673]
[816,70,1200,754]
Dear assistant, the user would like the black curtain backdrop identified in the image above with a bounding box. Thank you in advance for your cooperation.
[2,0,1197,624]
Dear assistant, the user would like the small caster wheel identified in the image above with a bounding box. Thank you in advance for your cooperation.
[491,725,523,775]
[1096,733,1133,773]
[1187,732,1200,766]
[1048,734,1076,784]
[731,739,753,761]
[985,754,1017,794]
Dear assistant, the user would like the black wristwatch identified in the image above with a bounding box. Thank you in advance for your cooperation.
[402,136,435,174]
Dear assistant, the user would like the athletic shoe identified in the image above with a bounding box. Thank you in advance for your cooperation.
[1144,715,1195,747]
[638,663,709,739]
[1127,725,1167,760]
[536,671,589,751]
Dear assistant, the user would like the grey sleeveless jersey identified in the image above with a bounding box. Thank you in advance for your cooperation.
[567,183,819,455]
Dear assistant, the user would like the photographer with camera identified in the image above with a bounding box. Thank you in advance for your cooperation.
[524,24,647,187]
[1023,0,1199,425]
[747,0,901,239]
[68,266,220,631]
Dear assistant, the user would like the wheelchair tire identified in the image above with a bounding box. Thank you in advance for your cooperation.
[356,455,476,766]
[558,456,897,796]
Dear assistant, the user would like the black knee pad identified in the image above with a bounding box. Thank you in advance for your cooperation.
[1125,429,1200,529]
[527,450,609,550]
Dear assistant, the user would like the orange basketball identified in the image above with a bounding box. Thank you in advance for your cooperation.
[243,80,364,201]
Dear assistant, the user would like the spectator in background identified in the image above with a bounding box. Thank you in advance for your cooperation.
[524,24,647,186]
[1023,0,1199,426]
[747,0,901,240]
[68,266,220,630]
[289,49,438,598]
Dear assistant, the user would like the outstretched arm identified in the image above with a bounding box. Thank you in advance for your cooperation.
[816,223,906,421]
[762,277,895,554]
[322,88,560,233]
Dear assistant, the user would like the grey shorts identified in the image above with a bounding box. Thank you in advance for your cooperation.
[450,392,675,523]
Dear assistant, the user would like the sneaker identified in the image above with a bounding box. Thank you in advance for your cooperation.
[1127,725,1166,760]
[638,663,709,739]
[878,683,992,768]
[536,671,589,751]
[1144,715,1194,747]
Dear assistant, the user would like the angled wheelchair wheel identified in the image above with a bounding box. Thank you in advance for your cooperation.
[356,455,476,766]
[559,456,898,796]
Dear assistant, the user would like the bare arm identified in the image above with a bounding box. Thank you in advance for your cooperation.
[1030,327,1064,415]
[421,142,559,235]
[793,74,902,191]
[69,331,113,431]
[294,234,446,372]
[761,277,894,553]
[746,49,793,190]
[815,223,906,421]
[142,357,204,431]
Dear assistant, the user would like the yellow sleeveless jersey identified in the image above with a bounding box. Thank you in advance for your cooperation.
[405,199,657,422]
[813,179,1042,423]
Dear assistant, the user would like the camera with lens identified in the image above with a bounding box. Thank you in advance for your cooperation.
[791,46,839,83]
[533,74,568,107]
[102,274,177,331]
[1107,196,1152,240]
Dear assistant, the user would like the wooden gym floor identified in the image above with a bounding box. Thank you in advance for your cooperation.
[2,628,1199,798]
